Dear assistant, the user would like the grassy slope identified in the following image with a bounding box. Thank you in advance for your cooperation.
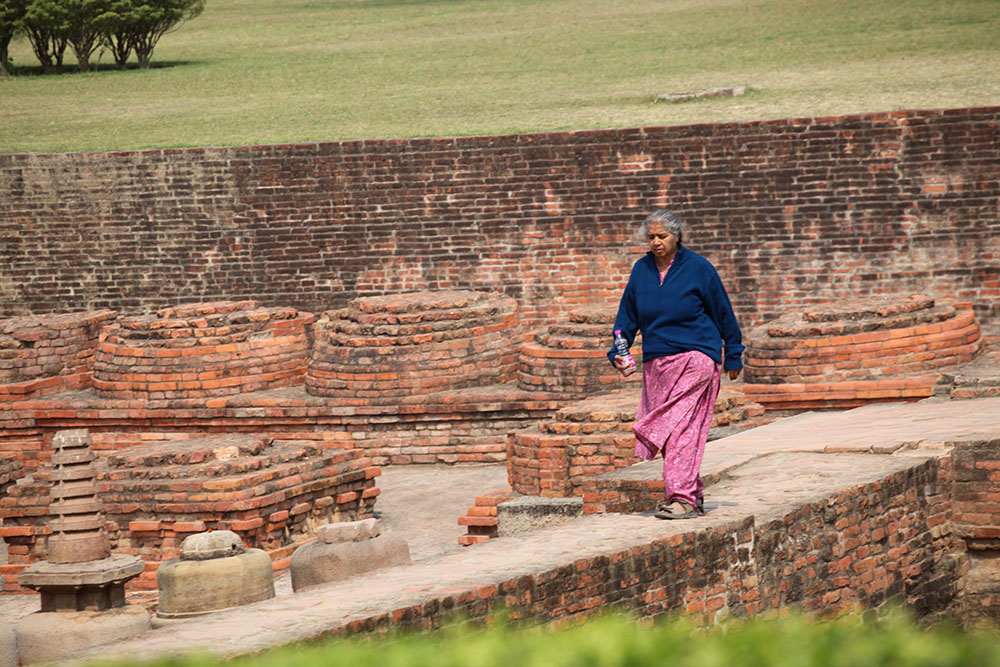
[0,0,998,153]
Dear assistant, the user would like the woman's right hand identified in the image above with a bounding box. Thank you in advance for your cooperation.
[612,354,626,370]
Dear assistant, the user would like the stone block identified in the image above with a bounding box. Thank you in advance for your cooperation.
[179,530,245,560]
[656,85,747,103]
[155,547,275,621]
[0,623,14,667]
[497,496,583,536]
[290,531,410,592]
[316,518,381,543]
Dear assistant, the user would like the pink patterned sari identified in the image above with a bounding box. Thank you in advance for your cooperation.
[633,350,720,507]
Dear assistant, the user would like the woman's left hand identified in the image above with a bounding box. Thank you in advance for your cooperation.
[727,368,741,381]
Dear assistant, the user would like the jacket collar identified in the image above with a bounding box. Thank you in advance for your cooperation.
[644,245,687,272]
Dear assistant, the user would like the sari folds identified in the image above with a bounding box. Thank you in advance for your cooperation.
[633,350,720,507]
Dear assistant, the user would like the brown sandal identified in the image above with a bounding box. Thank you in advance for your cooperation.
[654,499,704,520]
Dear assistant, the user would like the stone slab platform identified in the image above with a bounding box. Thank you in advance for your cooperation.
[58,396,1000,664]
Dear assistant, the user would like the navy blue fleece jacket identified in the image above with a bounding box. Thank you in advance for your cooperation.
[607,246,745,370]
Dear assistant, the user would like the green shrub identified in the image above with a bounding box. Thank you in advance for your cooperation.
[122,607,1000,667]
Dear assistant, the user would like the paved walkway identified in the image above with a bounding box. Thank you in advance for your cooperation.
[50,395,998,664]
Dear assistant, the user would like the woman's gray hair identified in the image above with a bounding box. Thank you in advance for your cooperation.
[639,209,684,245]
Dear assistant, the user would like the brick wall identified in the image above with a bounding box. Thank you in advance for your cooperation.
[2,107,998,332]
[950,436,1000,625]
[350,455,961,633]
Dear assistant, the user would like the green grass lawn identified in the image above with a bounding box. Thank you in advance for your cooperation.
[1,0,998,154]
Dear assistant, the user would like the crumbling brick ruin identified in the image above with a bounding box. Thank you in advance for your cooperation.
[1,106,998,630]
[1,310,117,400]
[518,306,641,397]
[0,294,540,590]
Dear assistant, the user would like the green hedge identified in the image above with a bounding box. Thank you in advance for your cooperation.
[130,607,1000,667]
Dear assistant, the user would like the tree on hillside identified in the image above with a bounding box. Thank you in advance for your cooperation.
[22,0,70,73]
[102,0,203,69]
[63,0,109,71]
[100,0,130,66]
[0,0,29,77]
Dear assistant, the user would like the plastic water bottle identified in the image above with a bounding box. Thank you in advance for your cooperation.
[613,329,636,377]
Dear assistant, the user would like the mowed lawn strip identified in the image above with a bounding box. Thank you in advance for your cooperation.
[1,0,998,154]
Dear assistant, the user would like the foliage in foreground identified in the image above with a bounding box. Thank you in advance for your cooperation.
[123,607,1000,667]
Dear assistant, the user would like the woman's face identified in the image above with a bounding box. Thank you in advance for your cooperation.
[647,222,678,260]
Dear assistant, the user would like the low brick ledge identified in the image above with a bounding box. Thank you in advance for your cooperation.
[741,375,939,410]
[0,383,571,468]
[0,382,564,416]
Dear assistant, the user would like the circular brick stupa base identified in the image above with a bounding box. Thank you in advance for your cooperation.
[518,305,642,397]
[93,301,314,400]
[307,290,520,402]
[743,295,983,410]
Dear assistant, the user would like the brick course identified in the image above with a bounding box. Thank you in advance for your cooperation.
[2,108,998,333]
[0,383,565,468]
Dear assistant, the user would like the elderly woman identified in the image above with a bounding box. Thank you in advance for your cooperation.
[608,209,744,520]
